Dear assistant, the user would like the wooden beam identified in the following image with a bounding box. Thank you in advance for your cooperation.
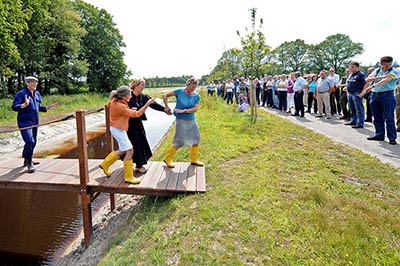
[76,110,92,247]
[105,105,116,211]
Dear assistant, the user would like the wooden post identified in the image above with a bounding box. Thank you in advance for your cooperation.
[253,79,258,119]
[249,77,254,117]
[76,110,92,248]
[105,106,116,211]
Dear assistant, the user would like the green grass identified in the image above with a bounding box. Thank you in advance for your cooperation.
[98,93,400,265]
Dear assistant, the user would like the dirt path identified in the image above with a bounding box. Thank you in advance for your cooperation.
[260,107,400,168]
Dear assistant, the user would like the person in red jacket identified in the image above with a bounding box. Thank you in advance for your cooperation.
[99,86,154,184]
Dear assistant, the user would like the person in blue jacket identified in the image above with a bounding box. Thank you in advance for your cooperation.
[12,76,58,173]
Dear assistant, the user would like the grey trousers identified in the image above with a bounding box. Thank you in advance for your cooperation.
[317,92,331,117]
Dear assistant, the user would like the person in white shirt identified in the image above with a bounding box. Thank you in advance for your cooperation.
[265,76,275,107]
[276,74,289,111]
[292,72,308,117]
[329,68,341,116]
[225,79,234,104]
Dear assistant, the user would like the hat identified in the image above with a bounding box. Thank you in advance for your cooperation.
[25,76,38,82]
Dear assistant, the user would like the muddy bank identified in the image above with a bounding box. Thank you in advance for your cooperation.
[56,194,143,266]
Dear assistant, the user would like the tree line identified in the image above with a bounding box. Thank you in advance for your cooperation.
[206,8,377,82]
[144,75,192,88]
[0,0,129,97]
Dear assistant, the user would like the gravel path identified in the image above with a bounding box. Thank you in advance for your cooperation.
[260,107,400,168]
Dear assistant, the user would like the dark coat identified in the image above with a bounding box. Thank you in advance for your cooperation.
[125,92,165,166]
[12,88,47,128]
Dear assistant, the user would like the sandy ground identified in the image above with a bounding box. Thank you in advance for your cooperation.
[56,193,144,266]
[260,107,400,168]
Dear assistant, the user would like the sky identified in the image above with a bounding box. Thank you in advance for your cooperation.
[85,0,400,78]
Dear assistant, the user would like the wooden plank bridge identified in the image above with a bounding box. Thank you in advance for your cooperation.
[0,109,206,247]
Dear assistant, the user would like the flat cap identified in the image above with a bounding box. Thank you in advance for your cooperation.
[25,76,38,82]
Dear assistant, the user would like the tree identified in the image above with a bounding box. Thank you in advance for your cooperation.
[0,0,30,96]
[237,8,271,78]
[318,33,364,73]
[208,48,242,81]
[74,0,127,92]
[306,44,327,74]
[273,39,310,73]
[12,0,87,95]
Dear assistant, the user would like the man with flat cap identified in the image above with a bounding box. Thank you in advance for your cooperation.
[12,76,58,173]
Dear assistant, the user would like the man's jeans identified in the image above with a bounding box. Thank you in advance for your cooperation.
[370,91,397,141]
[395,88,400,129]
[348,93,365,127]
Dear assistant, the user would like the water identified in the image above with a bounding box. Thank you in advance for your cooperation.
[0,107,175,265]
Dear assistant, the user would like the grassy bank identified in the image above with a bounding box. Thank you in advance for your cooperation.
[99,93,400,265]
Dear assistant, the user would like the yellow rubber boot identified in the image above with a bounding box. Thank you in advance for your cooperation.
[190,145,204,167]
[163,145,178,168]
[124,160,141,184]
[99,151,120,177]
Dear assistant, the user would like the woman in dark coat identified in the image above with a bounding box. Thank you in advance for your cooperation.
[126,79,172,173]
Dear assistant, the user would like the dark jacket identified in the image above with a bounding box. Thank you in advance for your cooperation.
[12,88,47,128]
[127,92,164,120]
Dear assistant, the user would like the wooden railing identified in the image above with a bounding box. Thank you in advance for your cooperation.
[75,106,114,247]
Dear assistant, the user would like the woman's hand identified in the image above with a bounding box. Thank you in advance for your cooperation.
[145,98,156,107]
[164,106,172,115]
[174,108,185,114]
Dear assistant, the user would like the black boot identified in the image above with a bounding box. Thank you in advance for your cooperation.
[23,158,40,167]
[26,158,36,173]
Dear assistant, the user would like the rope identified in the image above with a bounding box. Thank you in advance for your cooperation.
[0,107,104,134]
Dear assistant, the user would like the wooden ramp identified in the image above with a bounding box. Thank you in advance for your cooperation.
[0,158,206,196]
[0,109,207,248]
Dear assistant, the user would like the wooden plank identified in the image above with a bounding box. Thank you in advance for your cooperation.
[155,164,173,191]
[65,160,100,186]
[175,163,190,192]
[185,164,197,192]
[117,161,151,189]
[107,172,125,189]
[0,181,80,192]
[137,161,159,189]
[0,157,23,169]
[89,185,174,197]
[144,162,166,190]
[100,167,124,188]
[87,160,121,186]
[20,159,72,184]
[76,110,89,192]
[50,160,81,184]
[165,162,182,191]
[196,165,206,192]
[3,159,56,183]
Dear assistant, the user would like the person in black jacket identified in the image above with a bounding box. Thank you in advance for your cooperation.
[126,79,172,173]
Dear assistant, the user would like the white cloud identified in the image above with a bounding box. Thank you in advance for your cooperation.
[85,0,400,77]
